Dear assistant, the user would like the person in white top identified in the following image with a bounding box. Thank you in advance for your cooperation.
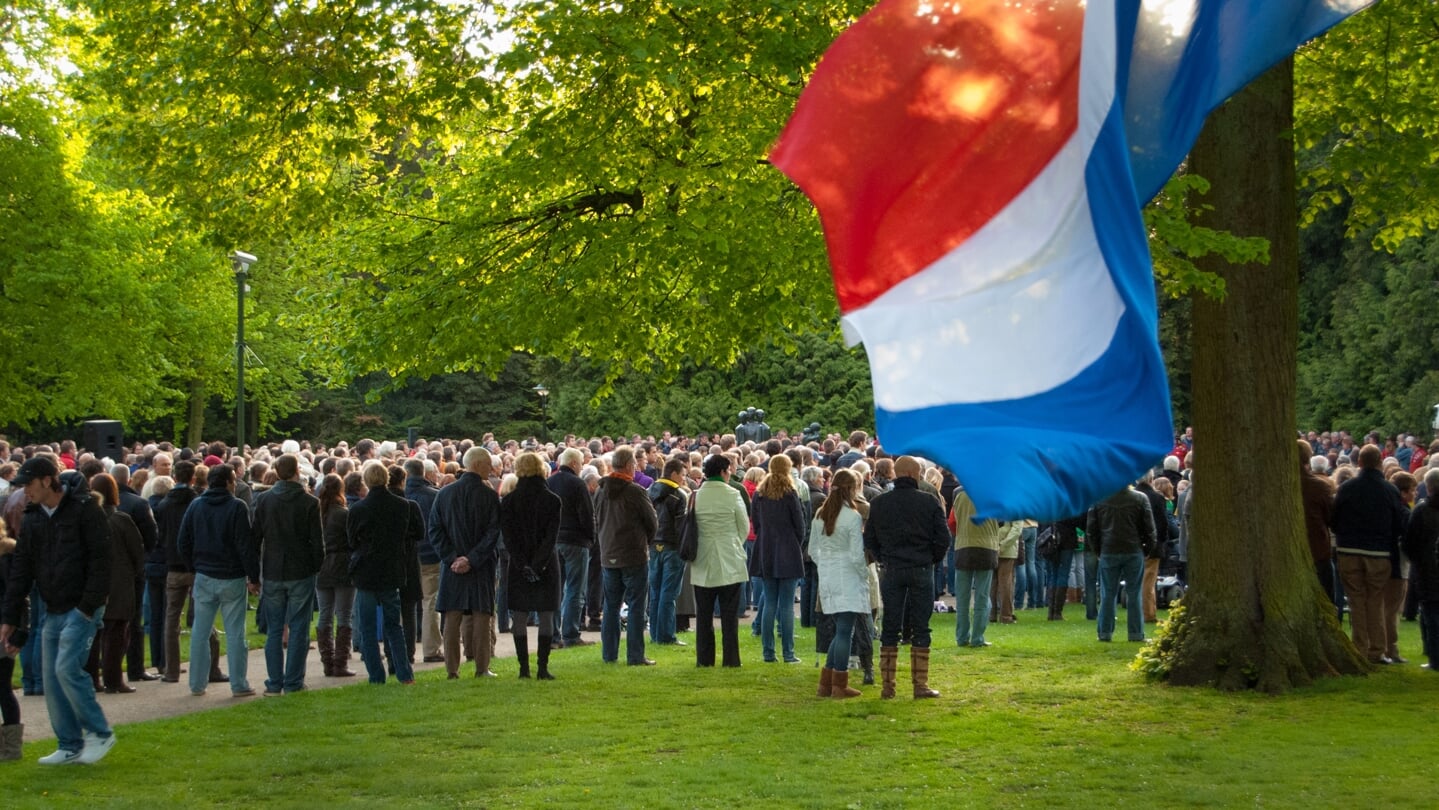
[810,469,870,699]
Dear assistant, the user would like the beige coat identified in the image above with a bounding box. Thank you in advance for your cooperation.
[690,480,749,589]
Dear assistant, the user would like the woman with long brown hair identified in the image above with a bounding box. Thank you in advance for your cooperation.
[314,473,356,677]
[749,454,807,664]
[810,469,869,698]
[86,473,144,694]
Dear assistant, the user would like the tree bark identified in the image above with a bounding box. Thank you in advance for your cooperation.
[1158,58,1369,691]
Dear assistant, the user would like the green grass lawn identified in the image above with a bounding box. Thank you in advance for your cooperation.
[12,609,1437,808]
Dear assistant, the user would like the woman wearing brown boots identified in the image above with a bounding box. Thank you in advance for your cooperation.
[87,474,144,694]
[315,474,356,678]
[499,453,562,680]
[810,470,869,698]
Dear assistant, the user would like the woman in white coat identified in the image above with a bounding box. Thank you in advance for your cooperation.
[690,454,751,668]
[809,469,870,698]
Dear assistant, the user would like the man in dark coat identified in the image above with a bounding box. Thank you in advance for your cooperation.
[177,465,259,698]
[348,461,423,685]
[1331,444,1408,664]
[863,456,950,699]
[429,448,502,678]
[548,448,596,648]
[1,458,117,764]
[1087,485,1156,644]
[251,453,324,695]
[403,458,445,663]
[595,447,658,666]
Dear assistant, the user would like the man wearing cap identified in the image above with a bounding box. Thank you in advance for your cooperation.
[1,457,118,765]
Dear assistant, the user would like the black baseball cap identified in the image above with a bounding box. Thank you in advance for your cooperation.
[11,457,59,486]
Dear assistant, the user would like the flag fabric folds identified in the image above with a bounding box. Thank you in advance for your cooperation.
[771,0,1372,521]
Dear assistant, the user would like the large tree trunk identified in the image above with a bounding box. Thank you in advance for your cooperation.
[1158,58,1368,691]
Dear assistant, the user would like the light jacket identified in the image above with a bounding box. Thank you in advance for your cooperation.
[690,479,748,589]
[810,506,870,615]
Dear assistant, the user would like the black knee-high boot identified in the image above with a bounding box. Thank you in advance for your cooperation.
[537,635,555,680]
[514,632,530,678]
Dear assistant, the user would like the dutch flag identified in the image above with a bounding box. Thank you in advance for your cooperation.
[771,0,1372,521]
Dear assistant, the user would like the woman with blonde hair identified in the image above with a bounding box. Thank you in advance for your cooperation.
[499,453,562,679]
[749,454,807,664]
[810,469,869,698]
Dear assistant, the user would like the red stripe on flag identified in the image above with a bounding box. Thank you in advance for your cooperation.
[772,0,1085,313]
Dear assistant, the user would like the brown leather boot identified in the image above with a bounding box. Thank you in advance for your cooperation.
[816,667,834,697]
[832,669,862,699]
[332,626,357,677]
[317,626,335,677]
[911,646,940,699]
[880,646,898,699]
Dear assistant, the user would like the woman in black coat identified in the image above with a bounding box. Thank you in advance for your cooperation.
[498,452,562,680]
[749,454,807,664]
[314,474,356,677]
[87,474,144,694]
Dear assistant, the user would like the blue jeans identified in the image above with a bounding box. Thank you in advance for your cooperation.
[190,574,251,694]
[42,607,111,753]
[1098,553,1145,641]
[750,578,767,634]
[21,584,45,693]
[826,611,859,670]
[262,576,316,693]
[557,544,590,643]
[602,565,648,664]
[761,576,800,662]
[879,564,935,648]
[354,588,413,683]
[954,567,993,646]
[1016,527,1037,609]
[1048,549,1075,591]
[647,548,684,644]
[1083,549,1100,620]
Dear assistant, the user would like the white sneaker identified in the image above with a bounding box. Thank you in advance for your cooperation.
[77,731,116,764]
[38,748,83,765]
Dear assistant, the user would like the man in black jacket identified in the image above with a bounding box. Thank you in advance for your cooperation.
[156,460,222,684]
[177,465,260,698]
[1,458,117,764]
[403,458,445,662]
[251,454,323,696]
[1134,475,1170,624]
[1087,485,1156,643]
[863,456,950,700]
[1332,444,1408,664]
[548,448,596,647]
[647,458,689,647]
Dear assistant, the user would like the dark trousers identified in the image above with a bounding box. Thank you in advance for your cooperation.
[146,574,167,672]
[85,619,130,689]
[126,580,146,676]
[1421,600,1439,665]
[586,549,604,623]
[879,564,935,648]
[0,656,17,724]
[693,583,742,667]
[1316,558,1339,610]
[401,596,418,663]
[799,561,818,628]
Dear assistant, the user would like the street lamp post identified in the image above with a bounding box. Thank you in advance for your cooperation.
[533,384,550,441]
[230,251,256,454]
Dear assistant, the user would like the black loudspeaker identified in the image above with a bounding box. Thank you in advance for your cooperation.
[83,420,124,460]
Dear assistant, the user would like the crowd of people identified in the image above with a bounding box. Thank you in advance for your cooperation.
[1,422,1437,766]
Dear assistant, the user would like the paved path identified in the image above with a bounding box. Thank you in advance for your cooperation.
[15,623,598,743]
